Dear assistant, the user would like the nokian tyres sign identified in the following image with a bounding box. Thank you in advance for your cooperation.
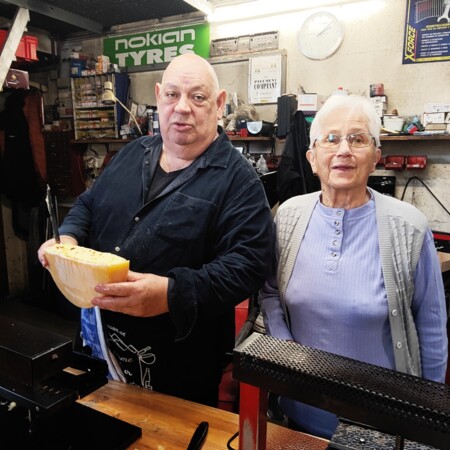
[103,23,210,68]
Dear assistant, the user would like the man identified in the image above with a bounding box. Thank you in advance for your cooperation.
[38,53,273,406]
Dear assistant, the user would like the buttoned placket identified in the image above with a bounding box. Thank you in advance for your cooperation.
[326,209,344,271]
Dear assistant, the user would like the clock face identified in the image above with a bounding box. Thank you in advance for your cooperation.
[298,11,344,60]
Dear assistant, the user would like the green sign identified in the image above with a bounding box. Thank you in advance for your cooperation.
[103,23,210,67]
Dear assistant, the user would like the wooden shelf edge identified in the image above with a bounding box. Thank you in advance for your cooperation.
[71,138,130,144]
[228,136,272,141]
[381,134,450,141]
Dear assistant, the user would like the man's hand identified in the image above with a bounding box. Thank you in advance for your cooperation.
[92,271,170,317]
[37,235,78,267]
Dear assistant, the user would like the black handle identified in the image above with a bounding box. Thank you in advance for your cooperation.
[186,421,208,450]
[45,184,61,244]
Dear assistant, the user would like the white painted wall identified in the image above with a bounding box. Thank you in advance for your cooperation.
[207,0,450,233]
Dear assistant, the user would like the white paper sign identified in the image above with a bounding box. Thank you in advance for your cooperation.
[248,54,283,104]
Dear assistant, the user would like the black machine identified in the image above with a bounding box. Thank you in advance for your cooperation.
[234,333,450,450]
[0,315,141,449]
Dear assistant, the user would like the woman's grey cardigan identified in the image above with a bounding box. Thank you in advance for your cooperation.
[275,188,429,377]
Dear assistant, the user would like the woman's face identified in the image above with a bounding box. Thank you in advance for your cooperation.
[307,107,381,200]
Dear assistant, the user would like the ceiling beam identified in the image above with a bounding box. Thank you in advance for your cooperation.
[1,0,104,33]
[182,0,213,15]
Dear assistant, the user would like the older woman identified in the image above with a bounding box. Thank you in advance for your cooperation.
[260,94,448,439]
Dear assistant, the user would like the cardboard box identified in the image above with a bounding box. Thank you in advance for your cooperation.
[298,94,328,112]
[423,102,450,113]
[3,68,29,89]
[423,112,445,126]
[369,95,388,105]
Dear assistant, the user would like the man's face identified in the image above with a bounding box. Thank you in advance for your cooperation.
[155,56,226,153]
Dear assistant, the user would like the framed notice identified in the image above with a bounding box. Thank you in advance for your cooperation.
[248,52,286,104]
[403,0,450,64]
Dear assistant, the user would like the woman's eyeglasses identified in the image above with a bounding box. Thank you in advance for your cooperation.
[315,133,375,150]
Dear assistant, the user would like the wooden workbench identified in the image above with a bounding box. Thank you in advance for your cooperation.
[78,380,328,450]
[439,251,450,273]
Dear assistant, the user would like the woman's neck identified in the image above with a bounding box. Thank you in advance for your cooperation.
[320,188,370,209]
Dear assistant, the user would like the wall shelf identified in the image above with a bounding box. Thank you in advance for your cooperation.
[380,134,450,141]
[228,136,272,141]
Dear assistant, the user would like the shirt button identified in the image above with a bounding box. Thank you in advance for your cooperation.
[396,342,402,349]
[134,216,140,222]
[337,210,342,216]
[333,240,338,246]
[115,246,120,252]
[391,309,398,316]
[335,221,340,226]
[332,252,337,257]
[335,230,340,235]
[145,160,150,165]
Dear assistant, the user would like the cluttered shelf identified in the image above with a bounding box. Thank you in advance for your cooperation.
[380,134,450,141]
[228,136,272,141]
[71,138,130,144]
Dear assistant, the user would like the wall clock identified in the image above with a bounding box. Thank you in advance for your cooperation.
[298,11,344,60]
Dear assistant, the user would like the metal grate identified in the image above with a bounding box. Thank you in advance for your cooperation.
[233,333,450,450]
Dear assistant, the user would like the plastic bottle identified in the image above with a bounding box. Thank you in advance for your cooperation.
[332,87,350,96]
[153,111,160,134]
[259,155,269,174]
[256,155,268,174]
[147,109,154,136]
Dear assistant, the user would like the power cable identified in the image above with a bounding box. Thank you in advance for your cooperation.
[400,176,450,217]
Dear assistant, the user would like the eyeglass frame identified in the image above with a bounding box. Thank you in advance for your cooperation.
[313,132,376,150]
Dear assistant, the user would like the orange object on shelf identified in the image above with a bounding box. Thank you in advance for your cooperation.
[384,155,405,170]
[406,155,427,169]
[0,30,38,61]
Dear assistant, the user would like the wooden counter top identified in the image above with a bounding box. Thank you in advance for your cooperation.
[78,380,328,450]
[438,251,450,273]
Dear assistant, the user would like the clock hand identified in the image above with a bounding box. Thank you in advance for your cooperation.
[316,21,333,37]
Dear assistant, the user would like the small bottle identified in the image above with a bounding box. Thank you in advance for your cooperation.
[248,153,256,168]
[153,111,160,134]
[258,155,269,174]
[147,108,154,136]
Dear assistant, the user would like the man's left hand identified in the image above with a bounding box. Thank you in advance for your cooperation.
[91,270,169,317]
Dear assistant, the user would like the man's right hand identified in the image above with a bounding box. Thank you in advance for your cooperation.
[37,235,78,267]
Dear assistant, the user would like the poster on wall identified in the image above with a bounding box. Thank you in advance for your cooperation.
[248,53,284,104]
[403,0,450,64]
[103,23,210,68]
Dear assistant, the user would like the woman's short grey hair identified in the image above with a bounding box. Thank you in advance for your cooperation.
[309,94,382,149]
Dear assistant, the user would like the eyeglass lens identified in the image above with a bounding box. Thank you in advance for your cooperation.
[319,133,372,148]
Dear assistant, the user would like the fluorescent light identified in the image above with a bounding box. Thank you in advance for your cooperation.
[207,0,375,23]
[183,0,213,15]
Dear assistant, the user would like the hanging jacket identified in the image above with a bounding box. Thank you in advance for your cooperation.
[276,110,320,204]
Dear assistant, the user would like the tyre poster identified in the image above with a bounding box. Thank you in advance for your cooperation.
[403,0,450,63]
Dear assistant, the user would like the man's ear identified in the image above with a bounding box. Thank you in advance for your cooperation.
[155,83,161,102]
[216,89,227,119]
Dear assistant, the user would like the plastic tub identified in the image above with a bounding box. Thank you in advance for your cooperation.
[383,116,405,132]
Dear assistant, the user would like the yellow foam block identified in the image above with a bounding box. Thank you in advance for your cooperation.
[44,243,130,308]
